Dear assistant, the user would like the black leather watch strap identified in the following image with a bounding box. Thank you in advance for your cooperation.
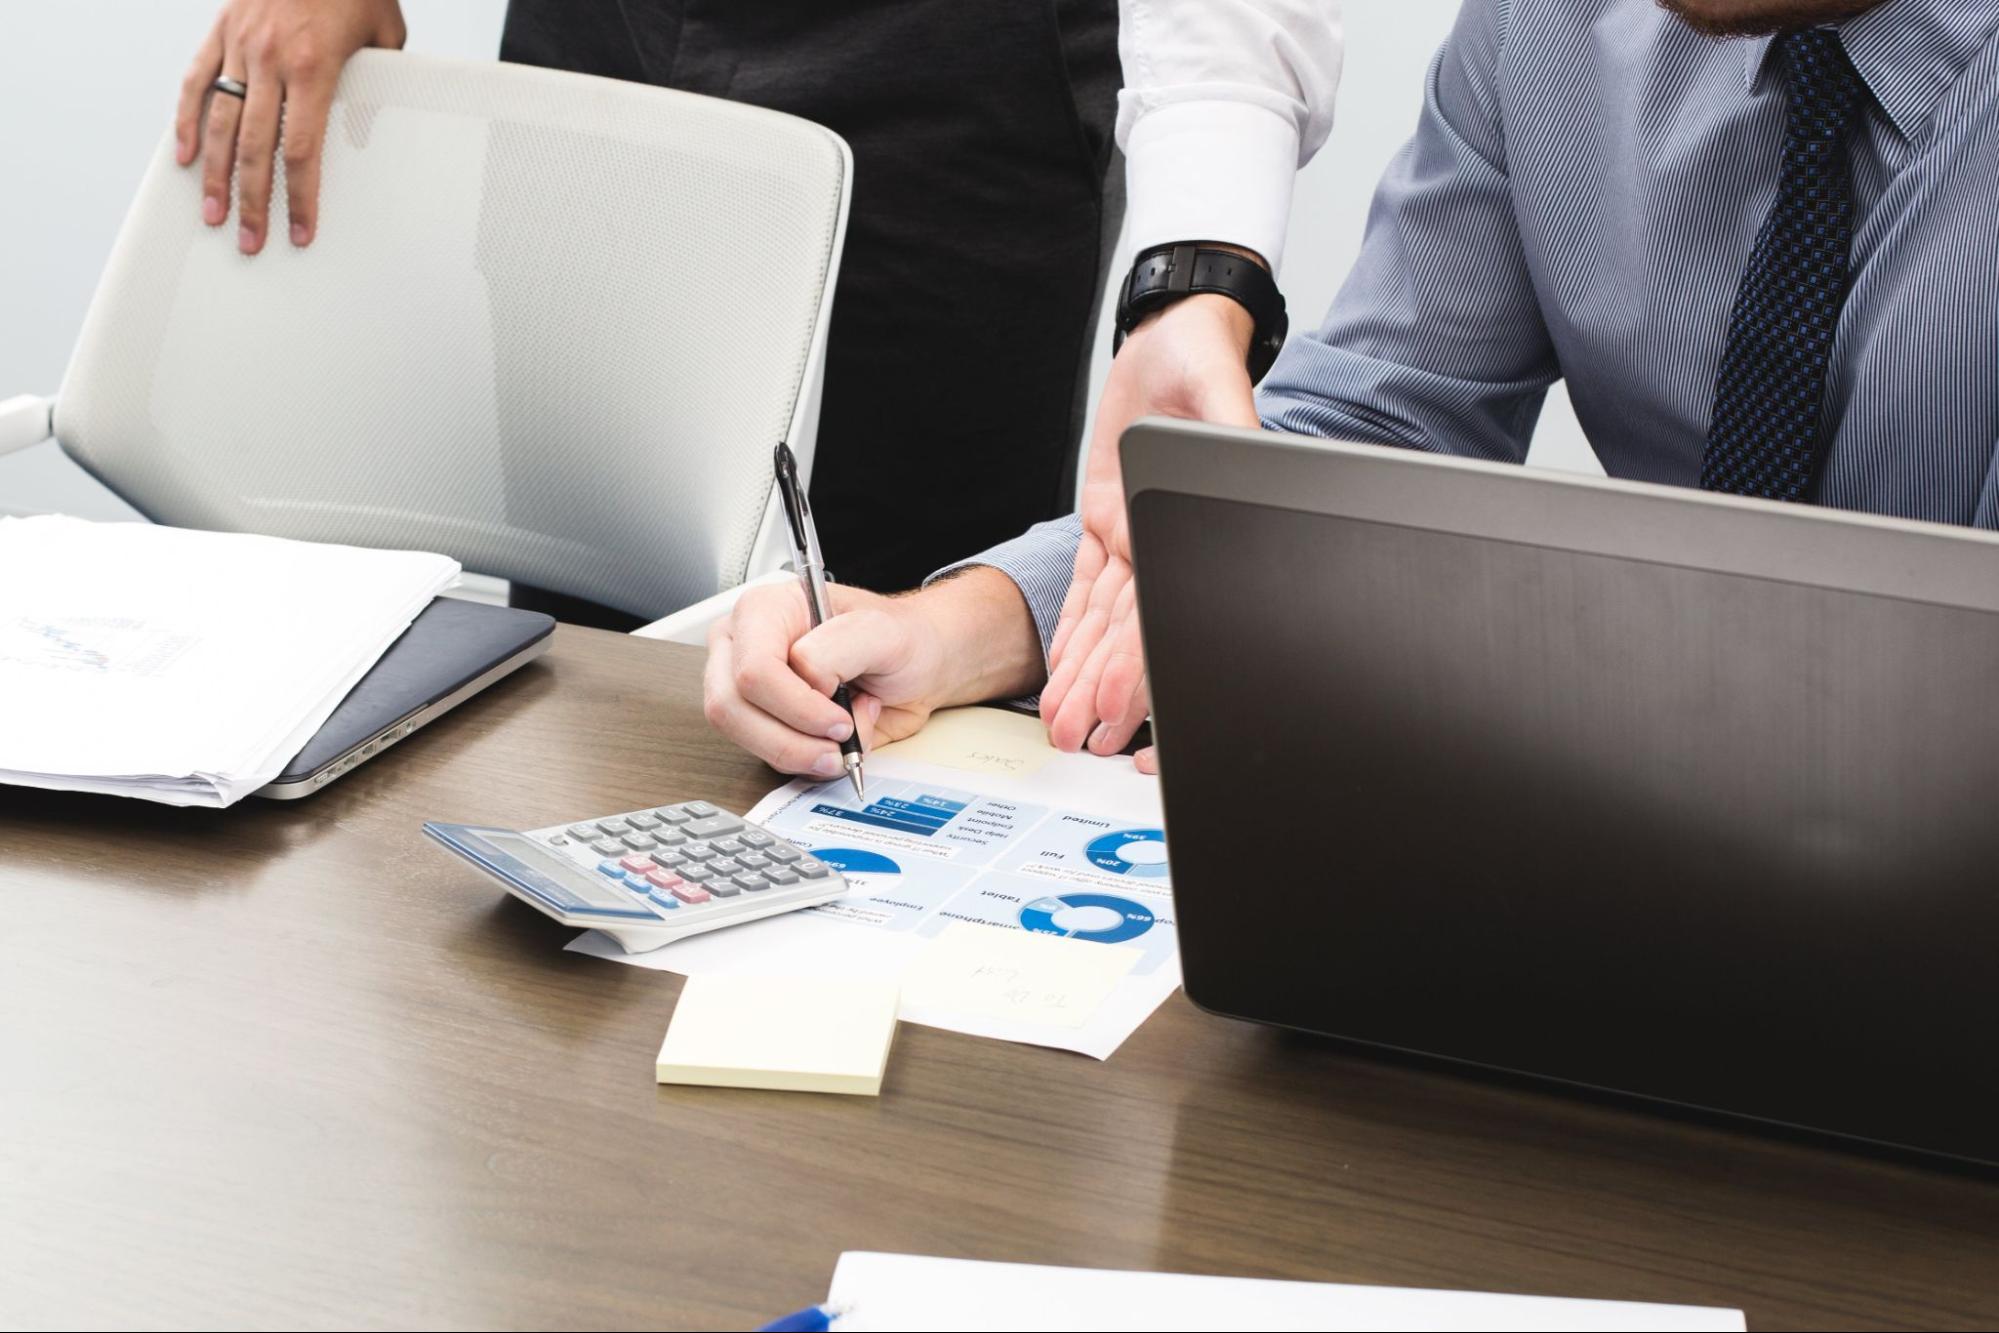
[1114,242,1289,384]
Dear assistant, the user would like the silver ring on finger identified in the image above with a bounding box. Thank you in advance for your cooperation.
[211,76,249,100]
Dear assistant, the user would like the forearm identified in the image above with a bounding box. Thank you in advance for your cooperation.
[925,515,1084,664]
[903,566,1047,707]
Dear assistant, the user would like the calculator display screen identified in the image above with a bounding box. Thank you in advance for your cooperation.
[428,824,661,920]
[484,832,640,909]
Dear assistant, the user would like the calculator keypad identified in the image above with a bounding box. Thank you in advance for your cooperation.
[534,799,841,931]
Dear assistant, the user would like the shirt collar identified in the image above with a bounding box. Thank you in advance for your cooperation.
[1741,0,1999,141]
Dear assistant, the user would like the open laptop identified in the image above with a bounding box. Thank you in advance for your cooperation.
[1124,418,1999,1167]
[254,597,553,799]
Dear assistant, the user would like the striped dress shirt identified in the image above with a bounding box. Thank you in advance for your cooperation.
[957,0,1999,656]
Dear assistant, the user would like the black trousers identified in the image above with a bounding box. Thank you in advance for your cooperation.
[503,0,1121,626]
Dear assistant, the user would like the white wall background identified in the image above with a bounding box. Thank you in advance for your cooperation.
[0,0,1594,523]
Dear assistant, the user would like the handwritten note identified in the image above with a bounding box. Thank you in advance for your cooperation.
[878,706,1055,778]
[901,920,1140,1029]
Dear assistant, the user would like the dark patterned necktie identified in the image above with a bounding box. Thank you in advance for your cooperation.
[1700,28,1864,501]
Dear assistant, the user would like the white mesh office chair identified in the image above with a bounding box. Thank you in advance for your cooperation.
[0,50,850,638]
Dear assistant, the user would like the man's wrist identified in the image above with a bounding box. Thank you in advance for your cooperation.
[1128,291,1257,359]
[900,567,1045,707]
[1115,242,1288,383]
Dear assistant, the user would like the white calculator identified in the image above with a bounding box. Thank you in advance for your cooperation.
[423,799,848,952]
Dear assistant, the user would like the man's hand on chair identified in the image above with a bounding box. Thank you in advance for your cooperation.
[1038,286,1262,776]
[176,0,406,255]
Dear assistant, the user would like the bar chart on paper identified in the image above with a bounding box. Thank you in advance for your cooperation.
[813,787,966,835]
[805,779,1032,852]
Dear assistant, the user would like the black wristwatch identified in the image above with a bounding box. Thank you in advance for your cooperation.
[1113,242,1288,384]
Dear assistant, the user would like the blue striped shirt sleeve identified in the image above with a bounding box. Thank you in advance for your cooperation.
[926,513,1083,662]
[1258,0,1558,460]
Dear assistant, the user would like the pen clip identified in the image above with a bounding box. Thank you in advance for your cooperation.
[774,442,833,627]
[774,442,810,555]
[773,442,828,572]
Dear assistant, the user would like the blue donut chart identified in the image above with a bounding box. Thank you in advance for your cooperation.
[812,847,902,875]
[1085,828,1169,878]
[1020,892,1155,944]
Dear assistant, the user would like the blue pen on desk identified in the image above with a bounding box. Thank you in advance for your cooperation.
[758,1300,848,1332]
[773,442,867,801]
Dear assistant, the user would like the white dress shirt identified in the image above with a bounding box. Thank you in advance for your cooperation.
[1118,0,1345,272]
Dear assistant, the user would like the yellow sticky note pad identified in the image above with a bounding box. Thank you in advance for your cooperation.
[902,921,1140,1029]
[655,974,900,1096]
[877,706,1055,778]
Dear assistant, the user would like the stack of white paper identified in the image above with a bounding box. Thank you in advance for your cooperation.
[0,516,459,807]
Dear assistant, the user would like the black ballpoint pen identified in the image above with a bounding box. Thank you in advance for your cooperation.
[773,443,866,799]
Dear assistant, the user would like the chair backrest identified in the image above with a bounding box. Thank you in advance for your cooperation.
[54,50,850,620]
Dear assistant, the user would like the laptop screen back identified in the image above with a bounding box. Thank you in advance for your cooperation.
[1136,486,1999,1164]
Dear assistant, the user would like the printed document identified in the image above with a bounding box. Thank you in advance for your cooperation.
[0,516,458,806]
[570,707,1179,1058]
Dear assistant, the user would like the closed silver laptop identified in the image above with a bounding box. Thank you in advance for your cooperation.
[256,598,552,799]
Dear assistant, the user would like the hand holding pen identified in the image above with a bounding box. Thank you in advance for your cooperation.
[773,443,867,800]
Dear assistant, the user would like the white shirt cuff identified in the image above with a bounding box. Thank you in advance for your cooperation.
[1123,99,1301,274]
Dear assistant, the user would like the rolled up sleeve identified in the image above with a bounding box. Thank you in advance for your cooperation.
[925,513,1083,663]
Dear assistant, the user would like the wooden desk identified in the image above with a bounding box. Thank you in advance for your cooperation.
[3,627,1994,1330]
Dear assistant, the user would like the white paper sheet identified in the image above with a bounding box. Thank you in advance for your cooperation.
[901,919,1140,1029]
[568,708,1179,1058]
[0,516,458,806]
[822,1253,1748,1332]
